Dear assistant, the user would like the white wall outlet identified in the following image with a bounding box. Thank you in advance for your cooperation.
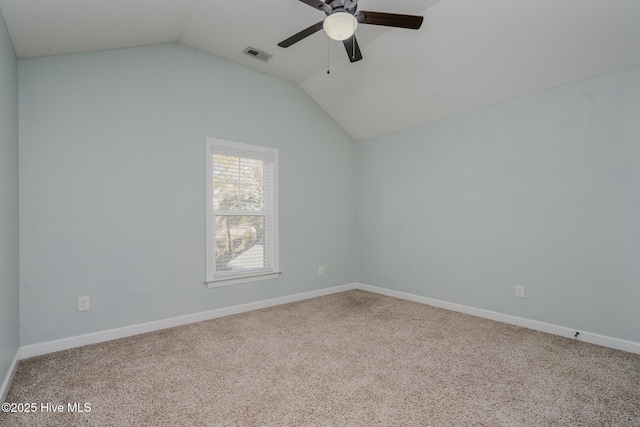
[515,285,525,298]
[318,266,324,276]
[77,296,90,311]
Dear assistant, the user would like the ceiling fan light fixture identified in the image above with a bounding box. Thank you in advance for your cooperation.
[323,11,358,41]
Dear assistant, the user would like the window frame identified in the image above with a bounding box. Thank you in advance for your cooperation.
[205,137,280,288]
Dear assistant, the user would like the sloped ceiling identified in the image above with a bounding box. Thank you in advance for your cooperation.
[302,0,640,140]
[1,0,638,140]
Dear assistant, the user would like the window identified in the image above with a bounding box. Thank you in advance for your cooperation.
[205,138,280,287]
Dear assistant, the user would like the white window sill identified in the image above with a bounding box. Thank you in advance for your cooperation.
[205,271,282,288]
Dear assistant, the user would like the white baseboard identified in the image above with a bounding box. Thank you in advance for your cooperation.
[20,283,358,359]
[18,281,639,360]
[354,283,640,355]
[1,348,21,403]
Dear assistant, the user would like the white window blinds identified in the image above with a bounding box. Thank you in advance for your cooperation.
[206,138,279,286]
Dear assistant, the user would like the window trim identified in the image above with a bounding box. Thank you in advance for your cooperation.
[205,137,280,288]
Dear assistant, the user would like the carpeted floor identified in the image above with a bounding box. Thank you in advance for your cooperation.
[2,290,639,426]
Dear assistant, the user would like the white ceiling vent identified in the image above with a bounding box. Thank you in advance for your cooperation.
[243,47,272,62]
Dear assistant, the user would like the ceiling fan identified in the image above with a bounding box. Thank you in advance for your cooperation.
[278,0,424,63]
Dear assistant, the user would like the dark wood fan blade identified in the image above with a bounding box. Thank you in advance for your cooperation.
[355,11,423,29]
[278,21,324,48]
[343,35,363,63]
[297,0,332,13]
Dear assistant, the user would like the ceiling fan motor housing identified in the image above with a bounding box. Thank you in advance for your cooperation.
[326,0,357,15]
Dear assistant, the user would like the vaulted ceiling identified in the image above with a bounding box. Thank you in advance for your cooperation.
[1,0,638,140]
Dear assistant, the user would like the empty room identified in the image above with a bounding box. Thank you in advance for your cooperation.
[1,0,638,425]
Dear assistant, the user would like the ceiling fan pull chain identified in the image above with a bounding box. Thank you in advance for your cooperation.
[352,20,355,59]
[327,37,330,74]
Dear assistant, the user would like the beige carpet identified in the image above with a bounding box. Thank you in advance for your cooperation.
[2,290,639,426]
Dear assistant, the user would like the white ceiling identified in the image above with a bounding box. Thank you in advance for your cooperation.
[1,0,638,140]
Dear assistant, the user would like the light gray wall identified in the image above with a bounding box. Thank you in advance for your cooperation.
[0,10,20,389]
[16,40,640,348]
[358,65,640,343]
[18,43,357,346]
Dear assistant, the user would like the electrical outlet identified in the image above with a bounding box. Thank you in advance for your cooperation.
[514,285,525,298]
[318,266,324,276]
[77,296,90,312]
